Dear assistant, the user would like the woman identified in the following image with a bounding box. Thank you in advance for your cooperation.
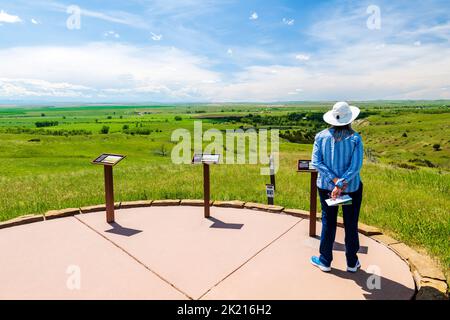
[310,101,364,273]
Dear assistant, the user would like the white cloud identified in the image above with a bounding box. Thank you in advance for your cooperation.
[288,88,303,95]
[104,30,120,39]
[402,22,450,41]
[414,41,421,46]
[151,32,163,41]
[249,12,258,20]
[205,41,450,101]
[0,78,93,98]
[0,43,220,101]
[282,18,295,26]
[3,0,450,105]
[227,48,233,55]
[31,18,40,25]
[1,40,449,102]
[295,54,310,61]
[45,1,150,29]
[0,10,21,23]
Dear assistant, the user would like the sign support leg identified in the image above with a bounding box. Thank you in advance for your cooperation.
[309,171,317,237]
[270,174,276,191]
[104,165,115,223]
[203,163,210,218]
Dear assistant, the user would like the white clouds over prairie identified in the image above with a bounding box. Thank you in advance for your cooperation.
[0,43,220,100]
[1,39,450,101]
[0,0,449,102]
[0,40,450,101]
[0,10,21,23]
[0,78,92,98]
[216,43,450,101]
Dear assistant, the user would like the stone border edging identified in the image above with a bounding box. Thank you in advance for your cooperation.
[0,214,44,229]
[0,199,447,300]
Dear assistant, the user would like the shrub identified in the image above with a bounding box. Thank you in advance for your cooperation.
[4,127,91,136]
[390,162,417,170]
[154,144,168,157]
[280,129,315,144]
[35,121,58,128]
[100,125,110,134]
[174,116,182,121]
[432,144,441,151]
[122,127,151,135]
[408,158,436,168]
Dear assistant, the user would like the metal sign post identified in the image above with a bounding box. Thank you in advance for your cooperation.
[309,171,318,237]
[193,154,220,218]
[269,154,276,190]
[203,162,211,218]
[92,153,126,223]
[104,165,115,223]
[297,160,318,237]
[266,184,275,205]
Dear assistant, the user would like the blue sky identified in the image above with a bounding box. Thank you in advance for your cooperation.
[0,0,449,102]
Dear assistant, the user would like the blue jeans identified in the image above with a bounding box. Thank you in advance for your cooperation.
[318,182,363,268]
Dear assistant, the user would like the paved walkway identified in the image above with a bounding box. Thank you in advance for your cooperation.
[0,206,415,299]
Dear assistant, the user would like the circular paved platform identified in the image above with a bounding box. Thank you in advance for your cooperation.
[0,206,415,300]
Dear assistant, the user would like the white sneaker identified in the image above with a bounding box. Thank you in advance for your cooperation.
[347,260,361,273]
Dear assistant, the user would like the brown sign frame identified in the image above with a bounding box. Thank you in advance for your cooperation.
[92,153,126,167]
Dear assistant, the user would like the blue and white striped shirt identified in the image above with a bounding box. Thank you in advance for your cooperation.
[311,128,364,192]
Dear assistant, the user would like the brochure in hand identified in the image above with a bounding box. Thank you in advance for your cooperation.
[325,195,353,207]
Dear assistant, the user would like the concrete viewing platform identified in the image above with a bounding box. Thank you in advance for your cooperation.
[0,206,415,300]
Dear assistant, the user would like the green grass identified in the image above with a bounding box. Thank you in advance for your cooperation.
[357,111,450,169]
[0,103,449,283]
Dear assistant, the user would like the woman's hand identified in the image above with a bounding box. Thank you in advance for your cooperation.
[331,186,342,199]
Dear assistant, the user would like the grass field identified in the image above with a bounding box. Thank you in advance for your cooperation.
[0,102,449,282]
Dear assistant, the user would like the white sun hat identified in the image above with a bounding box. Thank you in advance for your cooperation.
[323,101,360,126]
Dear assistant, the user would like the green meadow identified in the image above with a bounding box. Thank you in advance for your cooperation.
[0,102,449,282]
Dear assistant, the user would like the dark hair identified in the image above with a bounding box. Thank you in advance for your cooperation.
[330,124,355,141]
[331,124,353,131]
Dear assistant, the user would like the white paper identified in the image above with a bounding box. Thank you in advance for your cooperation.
[102,155,122,164]
[325,195,352,207]
[202,154,220,163]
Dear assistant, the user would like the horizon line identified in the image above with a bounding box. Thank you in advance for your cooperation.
[1,99,450,108]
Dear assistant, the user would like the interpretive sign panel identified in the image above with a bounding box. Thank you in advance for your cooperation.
[92,154,126,166]
[192,154,220,164]
[297,159,315,171]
